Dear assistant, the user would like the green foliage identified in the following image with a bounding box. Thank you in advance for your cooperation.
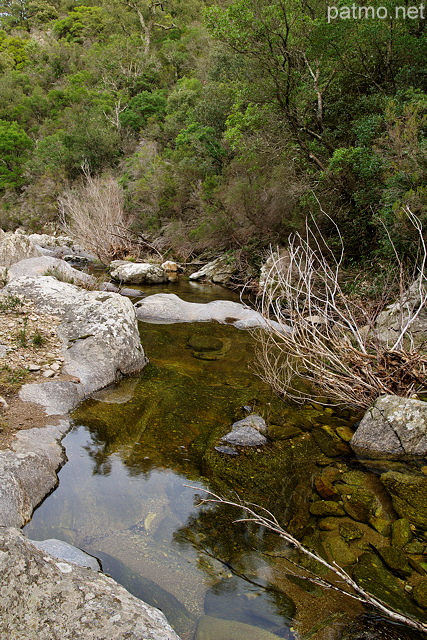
[0,294,23,311]
[53,6,109,43]
[119,90,166,131]
[0,119,33,189]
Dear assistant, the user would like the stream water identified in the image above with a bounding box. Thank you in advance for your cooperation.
[24,280,423,640]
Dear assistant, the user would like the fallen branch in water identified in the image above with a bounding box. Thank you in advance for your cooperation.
[189,487,427,635]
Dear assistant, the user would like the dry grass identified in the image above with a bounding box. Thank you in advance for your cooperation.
[256,208,427,409]
[59,171,135,264]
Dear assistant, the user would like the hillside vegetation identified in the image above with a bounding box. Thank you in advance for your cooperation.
[1,0,426,267]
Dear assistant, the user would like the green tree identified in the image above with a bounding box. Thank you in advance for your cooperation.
[0,119,33,189]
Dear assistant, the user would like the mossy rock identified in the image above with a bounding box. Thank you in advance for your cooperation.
[381,472,427,529]
[341,613,427,640]
[392,519,413,549]
[188,336,231,360]
[413,579,427,608]
[376,545,412,578]
[268,424,303,441]
[339,521,363,541]
[323,532,358,565]
[309,500,345,517]
[319,517,340,531]
[341,487,377,523]
[341,470,369,486]
[352,553,427,622]
[312,427,351,457]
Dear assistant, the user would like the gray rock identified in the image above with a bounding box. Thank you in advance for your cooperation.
[5,277,148,411]
[189,255,236,284]
[214,445,239,456]
[135,293,291,332]
[29,539,101,571]
[351,395,427,459]
[111,262,168,284]
[0,527,181,640]
[221,426,268,446]
[28,233,74,248]
[57,290,147,394]
[375,277,427,348]
[19,381,83,416]
[196,616,281,640]
[8,256,95,287]
[0,230,42,267]
[231,414,267,434]
[0,421,70,527]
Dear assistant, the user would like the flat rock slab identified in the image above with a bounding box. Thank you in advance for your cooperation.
[8,256,95,287]
[351,395,427,459]
[0,528,180,640]
[29,539,101,571]
[135,293,290,331]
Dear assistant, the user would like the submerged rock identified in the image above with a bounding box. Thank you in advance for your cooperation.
[29,539,101,571]
[351,395,427,459]
[381,471,427,528]
[196,616,291,640]
[214,445,239,456]
[0,528,180,640]
[309,500,346,517]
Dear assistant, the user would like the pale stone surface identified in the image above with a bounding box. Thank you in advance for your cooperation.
[29,539,101,571]
[161,261,178,272]
[0,528,181,640]
[111,262,168,284]
[189,256,235,284]
[19,381,83,415]
[351,395,427,459]
[8,256,95,287]
[222,426,268,446]
[231,414,267,434]
[0,421,70,527]
[28,233,74,248]
[135,293,290,332]
[375,278,427,347]
[259,249,291,289]
[0,230,42,267]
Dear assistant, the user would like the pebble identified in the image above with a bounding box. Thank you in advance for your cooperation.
[28,364,41,371]
[43,370,55,378]
[50,362,61,371]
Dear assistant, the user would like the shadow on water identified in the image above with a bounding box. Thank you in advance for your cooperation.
[23,281,372,640]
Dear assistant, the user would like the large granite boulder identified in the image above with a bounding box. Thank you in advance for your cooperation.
[0,527,181,640]
[8,256,95,287]
[189,255,236,284]
[135,293,290,331]
[0,421,70,527]
[4,276,147,410]
[110,262,169,284]
[351,395,427,459]
[0,229,42,267]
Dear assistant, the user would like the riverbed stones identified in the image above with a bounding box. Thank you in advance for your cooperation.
[341,613,426,640]
[380,471,427,528]
[376,545,412,578]
[413,580,427,609]
[0,527,180,640]
[29,539,101,571]
[351,395,427,459]
[309,500,346,517]
[110,262,169,284]
[187,335,231,360]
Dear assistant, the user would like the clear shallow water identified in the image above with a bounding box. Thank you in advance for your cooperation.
[24,280,363,640]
